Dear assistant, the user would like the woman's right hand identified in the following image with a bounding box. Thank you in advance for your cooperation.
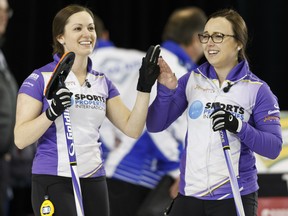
[46,87,73,121]
[158,57,178,89]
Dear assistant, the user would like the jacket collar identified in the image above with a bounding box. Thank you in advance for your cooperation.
[197,60,249,83]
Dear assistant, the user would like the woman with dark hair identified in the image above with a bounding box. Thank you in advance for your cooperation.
[147,8,282,216]
[14,4,159,216]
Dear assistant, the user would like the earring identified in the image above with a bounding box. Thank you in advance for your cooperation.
[60,42,65,45]
[237,47,241,51]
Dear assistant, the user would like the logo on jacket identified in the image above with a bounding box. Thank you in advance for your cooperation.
[74,94,106,110]
[27,73,39,81]
[189,100,203,119]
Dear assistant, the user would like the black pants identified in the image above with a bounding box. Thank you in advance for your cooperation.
[107,178,151,216]
[166,192,258,216]
[32,174,109,216]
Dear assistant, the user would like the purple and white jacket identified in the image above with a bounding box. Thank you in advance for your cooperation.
[18,54,119,178]
[147,60,282,200]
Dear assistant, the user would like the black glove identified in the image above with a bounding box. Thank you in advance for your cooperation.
[137,44,161,93]
[210,109,241,133]
[46,87,73,121]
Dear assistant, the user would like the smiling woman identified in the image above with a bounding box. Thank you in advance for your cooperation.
[13,3,161,216]
[146,8,282,216]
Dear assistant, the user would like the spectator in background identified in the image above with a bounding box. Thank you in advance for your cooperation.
[160,6,207,74]
[90,7,207,216]
[0,0,18,215]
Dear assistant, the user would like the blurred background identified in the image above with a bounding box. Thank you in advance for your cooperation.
[3,0,288,215]
[4,0,287,110]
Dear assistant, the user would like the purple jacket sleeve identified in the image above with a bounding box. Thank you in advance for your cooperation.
[147,74,189,132]
[238,83,282,159]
